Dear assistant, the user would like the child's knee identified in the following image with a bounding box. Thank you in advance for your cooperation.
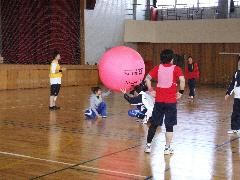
[101,102,106,106]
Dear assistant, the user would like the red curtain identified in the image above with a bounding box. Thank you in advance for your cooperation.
[1,0,80,64]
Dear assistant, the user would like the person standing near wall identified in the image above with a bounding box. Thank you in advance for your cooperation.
[225,56,240,134]
[144,49,185,154]
[185,56,199,99]
[49,51,66,110]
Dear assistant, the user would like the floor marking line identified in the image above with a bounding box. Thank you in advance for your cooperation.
[30,144,144,179]
[0,151,75,166]
[213,136,240,150]
[0,151,147,179]
[76,165,148,178]
[0,132,73,170]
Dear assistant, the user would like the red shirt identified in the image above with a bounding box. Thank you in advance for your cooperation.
[148,63,183,103]
[185,62,199,80]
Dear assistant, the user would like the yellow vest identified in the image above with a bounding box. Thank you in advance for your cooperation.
[49,60,62,78]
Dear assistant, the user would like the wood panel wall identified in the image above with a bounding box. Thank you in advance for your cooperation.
[0,65,99,90]
[137,43,240,86]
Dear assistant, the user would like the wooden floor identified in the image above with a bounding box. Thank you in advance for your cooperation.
[1,84,240,180]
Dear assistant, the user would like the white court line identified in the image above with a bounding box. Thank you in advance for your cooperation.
[0,151,74,166]
[0,151,147,178]
[77,165,148,178]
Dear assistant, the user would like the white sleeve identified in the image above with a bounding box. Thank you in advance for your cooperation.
[51,62,57,74]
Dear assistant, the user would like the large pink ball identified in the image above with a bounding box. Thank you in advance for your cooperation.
[99,46,145,92]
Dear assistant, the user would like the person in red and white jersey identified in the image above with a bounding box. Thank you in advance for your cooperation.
[144,49,185,155]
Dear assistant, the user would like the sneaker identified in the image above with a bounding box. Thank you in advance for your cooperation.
[102,116,107,118]
[188,96,194,99]
[141,117,148,124]
[227,130,240,134]
[144,144,151,153]
[49,106,60,110]
[164,146,174,155]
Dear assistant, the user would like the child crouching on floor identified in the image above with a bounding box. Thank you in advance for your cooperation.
[85,87,111,119]
[120,85,154,124]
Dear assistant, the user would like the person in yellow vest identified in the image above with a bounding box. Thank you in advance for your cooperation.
[49,51,66,109]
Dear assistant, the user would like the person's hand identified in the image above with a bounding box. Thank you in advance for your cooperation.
[120,88,127,94]
[97,114,102,119]
[225,94,229,101]
[61,67,66,71]
[176,92,182,99]
[150,91,156,98]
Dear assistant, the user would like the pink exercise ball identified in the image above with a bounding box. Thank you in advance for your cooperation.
[99,46,145,92]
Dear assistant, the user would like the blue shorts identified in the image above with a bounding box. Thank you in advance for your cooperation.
[151,102,177,126]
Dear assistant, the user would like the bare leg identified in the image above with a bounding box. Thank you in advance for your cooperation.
[50,96,55,107]
[165,132,173,147]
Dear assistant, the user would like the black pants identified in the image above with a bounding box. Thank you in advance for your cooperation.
[188,79,196,97]
[231,98,240,130]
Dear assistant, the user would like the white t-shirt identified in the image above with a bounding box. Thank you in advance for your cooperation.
[50,62,61,85]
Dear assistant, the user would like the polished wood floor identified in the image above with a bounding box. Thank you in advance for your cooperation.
[0,84,240,180]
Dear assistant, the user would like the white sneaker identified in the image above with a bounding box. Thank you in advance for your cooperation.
[141,117,148,124]
[227,130,240,134]
[144,143,151,153]
[164,146,174,155]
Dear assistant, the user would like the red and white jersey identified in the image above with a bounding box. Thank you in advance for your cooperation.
[148,63,183,103]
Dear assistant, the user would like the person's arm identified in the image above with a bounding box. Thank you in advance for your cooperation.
[225,74,236,100]
[89,95,99,116]
[195,63,199,79]
[52,63,66,74]
[101,90,112,97]
[145,75,156,98]
[120,88,143,105]
[176,75,185,99]
[124,93,143,105]
[51,63,57,74]
[55,67,66,73]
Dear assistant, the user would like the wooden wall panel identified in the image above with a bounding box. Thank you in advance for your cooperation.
[39,70,50,88]
[18,70,30,89]
[7,71,18,90]
[61,71,68,86]
[0,71,7,90]
[75,70,84,85]
[89,70,98,84]
[82,70,90,84]
[0,65,99,90]
[67,70,76,86]
[29,70,39,88]
[137,43,240,86]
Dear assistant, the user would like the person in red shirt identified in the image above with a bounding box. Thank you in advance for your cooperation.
[185,56,199,99]
[144,49,185,155]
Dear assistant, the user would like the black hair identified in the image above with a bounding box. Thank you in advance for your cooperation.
[140,79,148,92]
[134,85,142,94]
[52,51,60,59]
[188,56,193,59]
[238,56,240,61]
[91,86,101,94]
[160,49,174,64]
